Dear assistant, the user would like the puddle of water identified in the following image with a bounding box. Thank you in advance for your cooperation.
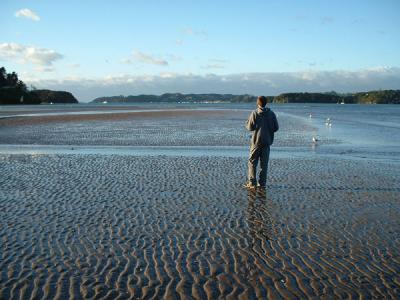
[1,144,398,164]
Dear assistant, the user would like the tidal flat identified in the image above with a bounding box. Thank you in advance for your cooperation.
[0,104,399,299]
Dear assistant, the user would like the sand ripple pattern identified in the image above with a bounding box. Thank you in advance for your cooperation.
[1,154,399,299]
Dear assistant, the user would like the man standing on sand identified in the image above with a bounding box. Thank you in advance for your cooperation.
[244,96,279,189]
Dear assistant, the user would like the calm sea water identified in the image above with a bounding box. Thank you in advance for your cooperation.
[273,103,400,162]
[1,103,399,162]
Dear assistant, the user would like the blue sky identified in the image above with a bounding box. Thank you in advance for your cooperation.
[1,0,399,101]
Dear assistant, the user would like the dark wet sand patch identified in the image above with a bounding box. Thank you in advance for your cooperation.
[0,154,399,299]
[0,109,229,126]
[0,105,146,117]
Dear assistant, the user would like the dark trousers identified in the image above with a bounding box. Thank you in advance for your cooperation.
[248,144,270,186]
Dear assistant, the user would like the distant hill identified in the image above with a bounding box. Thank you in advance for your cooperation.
[0,67,78,105]
[350,90,400,104]
[92,90,400,104]
[29,89,78,104]
[92,93,258,103]
[273,90,400,104]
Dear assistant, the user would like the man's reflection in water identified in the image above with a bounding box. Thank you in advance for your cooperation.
[246,188,275,245]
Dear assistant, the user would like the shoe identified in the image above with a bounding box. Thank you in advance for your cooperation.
[257,183,266,189]
[243,182,256,189]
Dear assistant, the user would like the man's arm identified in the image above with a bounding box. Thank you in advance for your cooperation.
[245,111,257,131]
[273,112,279,132]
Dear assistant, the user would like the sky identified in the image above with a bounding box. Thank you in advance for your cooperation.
[1,0,399,102]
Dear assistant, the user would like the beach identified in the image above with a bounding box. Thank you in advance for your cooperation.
[0,104,399,299]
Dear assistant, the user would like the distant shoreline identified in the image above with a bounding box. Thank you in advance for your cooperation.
[91,90,400,105]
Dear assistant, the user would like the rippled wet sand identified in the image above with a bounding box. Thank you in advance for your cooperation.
[1,107,399,298]
[1,154,399,299]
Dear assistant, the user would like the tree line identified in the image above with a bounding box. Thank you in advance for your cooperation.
[93,90,399,104]
[0,67,78,105]
[2,67,398,105]
[273,91,400,104]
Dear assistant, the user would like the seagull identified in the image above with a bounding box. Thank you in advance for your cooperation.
[312,137,319,143]
[309,113,313,118]
[325,117,332,126]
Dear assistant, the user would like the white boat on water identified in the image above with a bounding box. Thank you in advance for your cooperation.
[102,100,108,104]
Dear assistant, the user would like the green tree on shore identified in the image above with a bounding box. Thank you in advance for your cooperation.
[0,67,78,105]
[0,67,27,92]
[0,67,32,104]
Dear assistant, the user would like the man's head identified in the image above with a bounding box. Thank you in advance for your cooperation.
[257,96,267,107]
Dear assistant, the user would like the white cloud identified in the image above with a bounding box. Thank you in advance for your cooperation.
[25,47,63,66]
[209,59,228,63]
[132,50,168,66]
[183,27,194,35]
[202,63,225,69]
[159,72,177,78]
[183,27,208,40]
[68,63,80,68]
[120,58,132,64]
[15,8,40,21]
[36,66,54,72]
[0,42,24,56]
[0,42,63,66]
[202,59,227,69]
[166,54,182,62]
[23,67,400,102]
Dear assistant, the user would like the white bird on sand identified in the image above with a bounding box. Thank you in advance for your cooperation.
[325,117,332,126]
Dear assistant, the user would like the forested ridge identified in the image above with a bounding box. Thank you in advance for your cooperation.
[0,67,78,105]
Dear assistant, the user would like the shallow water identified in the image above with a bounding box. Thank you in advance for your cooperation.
[0,103,399,162]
